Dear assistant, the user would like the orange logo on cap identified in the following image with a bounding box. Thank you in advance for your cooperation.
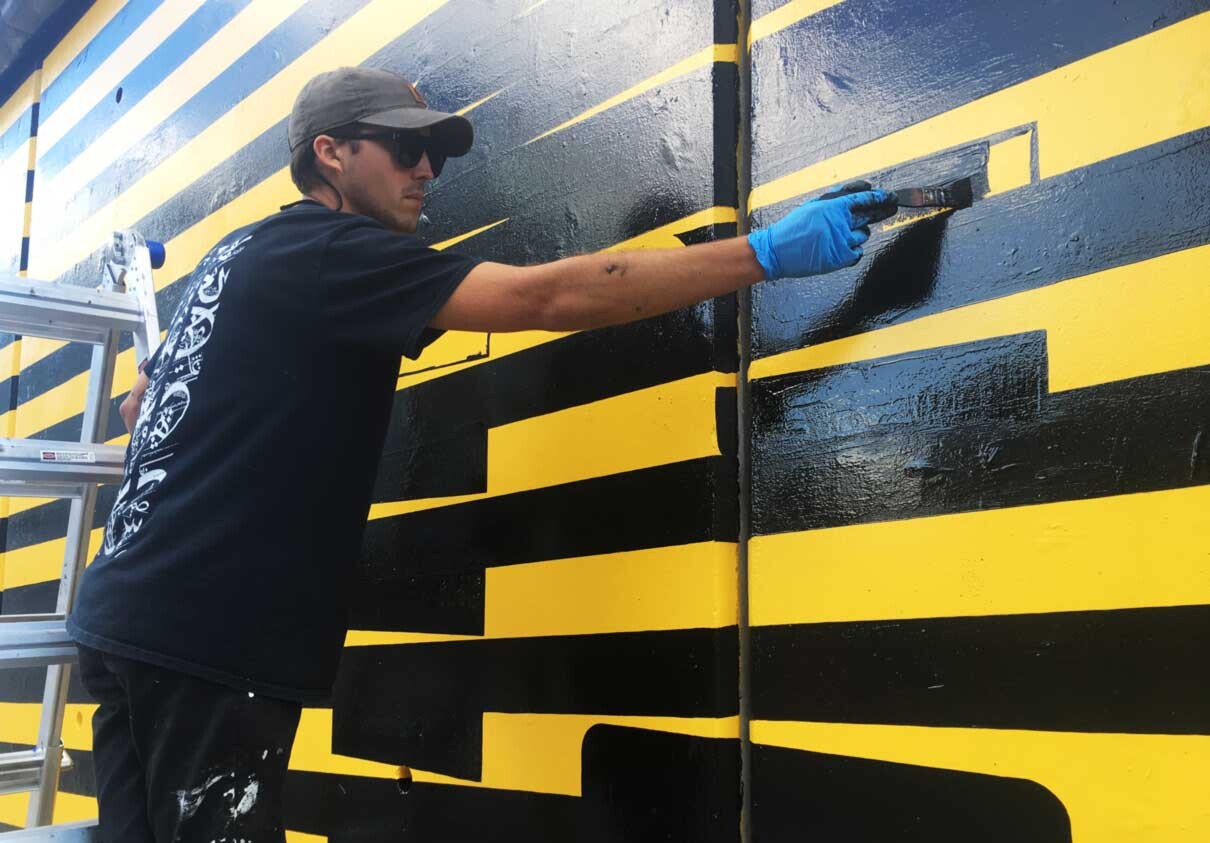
[406,82,428,107]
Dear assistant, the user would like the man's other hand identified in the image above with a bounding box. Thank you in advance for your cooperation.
[120,371,150,434]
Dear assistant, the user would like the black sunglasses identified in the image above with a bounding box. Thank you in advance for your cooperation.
[335,130,448,177]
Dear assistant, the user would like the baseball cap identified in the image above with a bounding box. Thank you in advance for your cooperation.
[288,66,473,156]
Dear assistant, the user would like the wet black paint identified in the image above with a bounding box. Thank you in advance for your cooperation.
[332,630,738,778]
[751,334,1210,535]
[752,605,1210,734]
[751,128,1210,359]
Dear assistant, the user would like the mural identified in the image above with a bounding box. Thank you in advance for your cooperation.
[0,0,1206,840]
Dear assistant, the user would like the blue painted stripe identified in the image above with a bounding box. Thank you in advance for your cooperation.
[29,102,39,137]
[38,0,255,183]
[0,111,32,163]
[41,0,374,244]
[39,0,168,123]
[19,237,29,272]
[25,170,34,204]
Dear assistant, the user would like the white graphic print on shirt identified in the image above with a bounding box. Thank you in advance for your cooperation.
[102,234,253,558]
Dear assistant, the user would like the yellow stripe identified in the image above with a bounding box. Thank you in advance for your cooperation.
[431,218,509,250]
[295,709,737,796]
[38,0,212,154]
[455,87,510,116]
[749,242,1210,392]
[752,721,1210,843]
[286,832,327,843]
[39,0,128,91]
[35,0,451,282]
[348,540,738,645]
[40,0,310,212]
[527,44,738,146]
[0,703,97,749]
[1,527,104,590]
[749,11,1210,211]
[519,0,556,17]
[0,72,39,138]
[370,371,732,520]
[986,129,1033,195]
[750,485,1210,627]
[0,791,96,827]
[748,0,845,47]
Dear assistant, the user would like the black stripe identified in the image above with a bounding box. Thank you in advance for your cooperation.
[332,628,738,778]
[751,127,1210,359]
[751,334,1210,534]
[748,0,1210,184]
[3,485,116,555]
[286,728,735,842]
[0,660,91,705]
[356,455,734,634]
[363,455,734,576]
[751,605,1210,734]
[750,742,1070,843]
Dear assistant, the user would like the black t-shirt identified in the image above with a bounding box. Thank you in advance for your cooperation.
[68,200,478,702]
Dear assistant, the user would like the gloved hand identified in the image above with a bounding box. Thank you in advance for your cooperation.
[748,182,898,280]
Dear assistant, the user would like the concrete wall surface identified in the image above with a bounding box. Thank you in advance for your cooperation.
[0,0,1206,839]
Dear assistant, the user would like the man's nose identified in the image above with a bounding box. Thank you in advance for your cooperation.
[412,152,435,181]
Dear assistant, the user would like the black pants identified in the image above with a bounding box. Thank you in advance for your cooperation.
[76,645,302,843]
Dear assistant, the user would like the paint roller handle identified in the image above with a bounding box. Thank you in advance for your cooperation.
[747,185,897,280]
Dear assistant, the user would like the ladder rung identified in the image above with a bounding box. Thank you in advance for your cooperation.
[0,750,73,798]
[0,274,144,345]
[0,440,125,497]
[0,617,77,670]
[0,820,96,841]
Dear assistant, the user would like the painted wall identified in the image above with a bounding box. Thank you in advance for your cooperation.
[0,0,1206,840]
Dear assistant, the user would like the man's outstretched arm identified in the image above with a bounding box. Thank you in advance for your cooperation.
[431,187,896,334]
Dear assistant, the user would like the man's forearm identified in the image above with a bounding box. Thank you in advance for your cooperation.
[529,237,766,331]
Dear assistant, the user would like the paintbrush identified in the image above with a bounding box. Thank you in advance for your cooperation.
[894,177,973,210]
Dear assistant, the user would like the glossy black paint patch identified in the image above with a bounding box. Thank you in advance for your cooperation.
[749,0,1210,183]
[752,334,1210,534]
[749,742,1070,842]
[371,423,486,503]
[284,728,738,842]
[347,568,484,636]
[751,605,1210,733]
[331,628,737,778]
[751,129,1210,359]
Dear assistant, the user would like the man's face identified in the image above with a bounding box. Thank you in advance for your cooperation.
[336,134,435,233]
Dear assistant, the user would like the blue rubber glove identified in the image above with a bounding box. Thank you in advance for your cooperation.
[748,187,897,280]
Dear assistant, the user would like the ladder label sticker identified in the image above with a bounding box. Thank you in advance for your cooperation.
[40,450,97,464]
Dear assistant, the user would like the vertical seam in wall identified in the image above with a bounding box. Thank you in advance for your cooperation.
[734,0,753,841]
[20,67,43,277]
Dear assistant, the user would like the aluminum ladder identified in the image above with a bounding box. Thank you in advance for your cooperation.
[0,231,162,839]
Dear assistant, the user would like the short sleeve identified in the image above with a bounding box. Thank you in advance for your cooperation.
[320,217,480,359]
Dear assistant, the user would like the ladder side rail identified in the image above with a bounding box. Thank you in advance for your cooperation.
[26,328,120,828]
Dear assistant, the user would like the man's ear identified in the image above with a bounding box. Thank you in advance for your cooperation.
[313,134,345,176]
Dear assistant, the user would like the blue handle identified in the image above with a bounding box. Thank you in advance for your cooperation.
[147,239,166,269]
